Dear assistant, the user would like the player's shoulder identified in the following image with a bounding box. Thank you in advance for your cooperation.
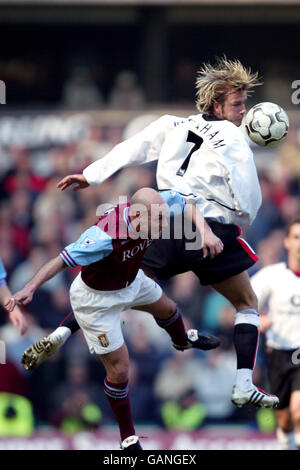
[255,262,287,276]
[97,203,130,239]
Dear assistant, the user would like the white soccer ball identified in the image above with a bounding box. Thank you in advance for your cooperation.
[244,102,289,147]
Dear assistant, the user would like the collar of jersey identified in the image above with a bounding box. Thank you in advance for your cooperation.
[202,113,224,122]
[286,263,300,277]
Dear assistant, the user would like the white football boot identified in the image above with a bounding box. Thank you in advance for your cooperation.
[232,384,279,408]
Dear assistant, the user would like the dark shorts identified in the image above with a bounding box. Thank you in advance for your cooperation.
[141,217,258,286]
[267,348,300,410]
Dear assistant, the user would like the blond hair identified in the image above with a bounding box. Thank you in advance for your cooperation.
[195,56,261,114]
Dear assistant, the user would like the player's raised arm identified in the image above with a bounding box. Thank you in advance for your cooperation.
[57,116,169,191]
[5,256,67,312]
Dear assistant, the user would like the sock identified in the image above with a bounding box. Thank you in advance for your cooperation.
[155,308,188,348]
[104,378,135,441]
[277,428,297,450]
[59,311,80,334]
[235,368,253,391]
[48,326,71,344]
[234,310,259,390]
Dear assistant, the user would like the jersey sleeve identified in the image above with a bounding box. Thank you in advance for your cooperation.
[60,226,113,267]
[0,258,7,287]
[83,115,171,185]
[250,267,273,309]
[223,133,262,225]
[160,190,187,216]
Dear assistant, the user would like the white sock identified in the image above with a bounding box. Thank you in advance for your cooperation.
[48,326,71,344]
[276,428,297,450]
[235,368,253,391]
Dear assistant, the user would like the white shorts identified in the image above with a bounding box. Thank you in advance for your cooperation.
[69,269,162,355]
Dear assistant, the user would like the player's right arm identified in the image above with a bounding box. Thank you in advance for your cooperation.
[5,256,67,311]
[5,226,113,312]
[57,116,170,191]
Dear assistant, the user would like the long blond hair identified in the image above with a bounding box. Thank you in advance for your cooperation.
[195,56,261,114]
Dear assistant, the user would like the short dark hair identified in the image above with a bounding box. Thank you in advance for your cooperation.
[285,216,300,236]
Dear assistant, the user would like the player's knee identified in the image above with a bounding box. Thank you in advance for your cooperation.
[235,290,258,312]
[155,295,177,320]
[106,360,129,383]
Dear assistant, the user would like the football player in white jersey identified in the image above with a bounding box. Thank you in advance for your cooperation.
[251,217,300,449]
[27,57,279,410]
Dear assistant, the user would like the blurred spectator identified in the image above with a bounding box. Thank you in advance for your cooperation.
[170,59,197,104]
[0,392,34,437]
[245,173,284,250]
[62,66,104,109]
[192,347,237,422]
[48,361,104,432]
[160,388,206,431]
[154,349,202,403]
[0,313,45,371]
[167,272,205,327]
[108,70,145,109]
[127,323,164,423]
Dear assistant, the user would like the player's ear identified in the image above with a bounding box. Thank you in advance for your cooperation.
[213,101,222,118]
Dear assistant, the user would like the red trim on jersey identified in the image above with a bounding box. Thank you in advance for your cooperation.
[237,237,259,262]
[237,225,242,235]
[60,311,73,327]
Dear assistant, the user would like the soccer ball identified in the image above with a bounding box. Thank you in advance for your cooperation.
[244,102,289,147]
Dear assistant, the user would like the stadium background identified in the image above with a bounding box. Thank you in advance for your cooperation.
[0,0,300,450]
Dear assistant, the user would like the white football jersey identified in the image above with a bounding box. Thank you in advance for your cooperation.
[251,262,300,350]
[83,113,262,226]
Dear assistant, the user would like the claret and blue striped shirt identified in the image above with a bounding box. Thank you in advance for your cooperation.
[60,190,186,291]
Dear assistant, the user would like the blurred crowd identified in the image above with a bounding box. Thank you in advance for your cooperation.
[0,114,300,437]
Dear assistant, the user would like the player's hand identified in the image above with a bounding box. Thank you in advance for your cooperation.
[5,287,34,312]
[57,174,90,192]
[9,308,28,335]
[203,228,224,259]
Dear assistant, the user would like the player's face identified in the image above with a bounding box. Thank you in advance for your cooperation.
[285,224,300,261]
[214,90,247,127]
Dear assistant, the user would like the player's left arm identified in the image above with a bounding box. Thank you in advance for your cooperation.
[185,202,224,258]
[5,256,66,312]
[160,190,224,258]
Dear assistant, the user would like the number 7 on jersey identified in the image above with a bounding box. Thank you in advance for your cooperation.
[176,131,203,177]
